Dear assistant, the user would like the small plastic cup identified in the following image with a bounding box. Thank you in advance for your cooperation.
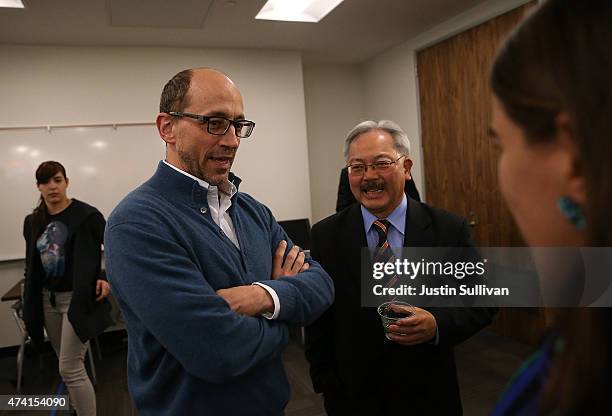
[377,301,415,337]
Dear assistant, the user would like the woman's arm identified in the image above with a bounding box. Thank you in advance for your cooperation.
[22,215,32,279]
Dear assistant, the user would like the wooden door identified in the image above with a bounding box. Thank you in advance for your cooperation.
[417,2,545,345]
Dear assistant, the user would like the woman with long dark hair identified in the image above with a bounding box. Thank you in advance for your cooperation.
[23,161,112,416]
[489,0,612,413]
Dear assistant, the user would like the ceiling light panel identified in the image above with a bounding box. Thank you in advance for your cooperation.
[0,0,24,8]
[255,0,343,23]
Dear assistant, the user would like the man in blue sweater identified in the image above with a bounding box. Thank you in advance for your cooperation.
[104,68,334,415]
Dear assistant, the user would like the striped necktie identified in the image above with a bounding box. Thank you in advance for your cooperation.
[372,219,393,262]
[372,219,400,288]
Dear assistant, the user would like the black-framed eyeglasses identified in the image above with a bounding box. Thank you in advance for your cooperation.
[347,155,406,176]
[168,111,256,138]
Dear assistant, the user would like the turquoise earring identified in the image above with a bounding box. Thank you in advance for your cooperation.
[557,197,587,230]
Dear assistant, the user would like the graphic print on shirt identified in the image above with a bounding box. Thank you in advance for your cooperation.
[36,221,68,277]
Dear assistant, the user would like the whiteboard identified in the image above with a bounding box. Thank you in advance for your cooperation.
[1,125,164,261]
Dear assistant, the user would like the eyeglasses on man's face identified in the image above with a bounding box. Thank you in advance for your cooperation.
[347,155,406,176]
[168,111,256,138]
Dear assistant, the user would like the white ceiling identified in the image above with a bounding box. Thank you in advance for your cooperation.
[0,0,487,64]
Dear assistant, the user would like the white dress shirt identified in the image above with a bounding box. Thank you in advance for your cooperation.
[162,160,280,319]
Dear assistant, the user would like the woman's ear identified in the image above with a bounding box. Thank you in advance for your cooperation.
[157,113,176,145]
[556,112,586,205]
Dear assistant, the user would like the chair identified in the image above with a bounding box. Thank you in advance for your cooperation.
[278,218,311,250]
[11,299,97,393]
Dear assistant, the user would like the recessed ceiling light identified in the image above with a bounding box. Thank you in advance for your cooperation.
[255,0,343,23]
[0,0,25,8]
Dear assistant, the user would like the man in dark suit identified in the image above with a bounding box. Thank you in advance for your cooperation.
[306,120,497,415]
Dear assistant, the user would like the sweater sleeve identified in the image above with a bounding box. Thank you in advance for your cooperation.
[90,211,107,281]
[253,208,335,326]
[71,211,105,311]
[90,211,106,246]
[23,215,32,279]
[104,219,290,384]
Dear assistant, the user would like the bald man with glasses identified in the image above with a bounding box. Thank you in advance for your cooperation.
[104,68,334,416]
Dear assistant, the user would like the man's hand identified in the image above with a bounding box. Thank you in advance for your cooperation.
[217,285,274,316]
[271,240,309,279]
[95,280,110,302]
[386,307,437,346]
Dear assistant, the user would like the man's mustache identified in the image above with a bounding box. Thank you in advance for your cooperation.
[361,181,385,192]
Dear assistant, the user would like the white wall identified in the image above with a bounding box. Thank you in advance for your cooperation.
[361,43,424,198]
[360,0,532,201]
[303,64,364,223]
[0,45,311,219]
[0,45,311,347]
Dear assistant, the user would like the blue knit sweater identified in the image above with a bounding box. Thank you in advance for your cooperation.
[104,161,334,416]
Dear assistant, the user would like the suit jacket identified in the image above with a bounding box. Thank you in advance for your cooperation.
[306,198,497,415]
[336,167,421,212]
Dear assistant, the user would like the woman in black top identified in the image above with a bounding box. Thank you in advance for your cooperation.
[23,161,112,416]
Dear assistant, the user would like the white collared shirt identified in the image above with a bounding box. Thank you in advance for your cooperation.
[163,160,240,248]
[162,160,280,319]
